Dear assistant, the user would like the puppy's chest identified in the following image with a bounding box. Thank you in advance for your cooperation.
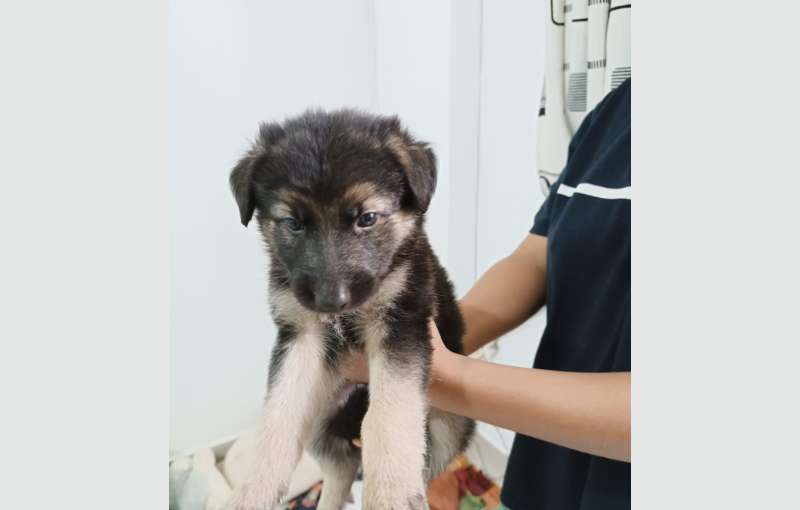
[323,314,367,350]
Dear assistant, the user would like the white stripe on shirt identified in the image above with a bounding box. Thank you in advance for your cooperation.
[557,182,631,200]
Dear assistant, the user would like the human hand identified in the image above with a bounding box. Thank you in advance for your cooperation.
[426,318,458,383]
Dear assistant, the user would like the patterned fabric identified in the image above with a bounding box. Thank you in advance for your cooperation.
[283,456,502,510]
[537,0,631,194]
[429,460,501,510]
[285,481,324,510]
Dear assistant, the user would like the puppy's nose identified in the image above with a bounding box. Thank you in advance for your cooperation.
[315,285,350,313]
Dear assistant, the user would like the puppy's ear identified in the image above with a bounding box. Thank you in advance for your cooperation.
[229,122,285,226]
[230,155,256,226]
[385,130,438,213]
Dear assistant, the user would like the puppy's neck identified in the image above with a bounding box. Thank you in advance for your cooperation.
[355,262,410,313]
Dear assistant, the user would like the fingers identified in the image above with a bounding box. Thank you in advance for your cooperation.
[428,318,447,351]
[428,318,445,341]
[428,318,438,335]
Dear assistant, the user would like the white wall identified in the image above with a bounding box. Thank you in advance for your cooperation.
[372,1,454,261]
[447,0,483,295]
[472,0,548,453]
[168,0,378,456]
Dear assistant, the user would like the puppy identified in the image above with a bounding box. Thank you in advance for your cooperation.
[227,109,474,510]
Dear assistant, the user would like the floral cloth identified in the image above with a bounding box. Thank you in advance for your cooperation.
[284,456,502,510]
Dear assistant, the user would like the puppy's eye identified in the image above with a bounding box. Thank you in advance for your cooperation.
[282,218,304,232]
[356,212,378,228]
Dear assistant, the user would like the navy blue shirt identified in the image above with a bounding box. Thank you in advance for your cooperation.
[500,79,631,510]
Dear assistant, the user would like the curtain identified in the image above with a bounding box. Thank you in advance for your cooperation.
[537,0,631,194]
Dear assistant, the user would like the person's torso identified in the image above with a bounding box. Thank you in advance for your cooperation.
[501,79,631,510]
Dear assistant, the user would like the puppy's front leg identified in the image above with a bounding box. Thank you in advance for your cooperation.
[228,324,330,510]
[361,325,430,510]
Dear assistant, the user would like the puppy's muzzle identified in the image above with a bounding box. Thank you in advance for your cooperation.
[313,282,351,313]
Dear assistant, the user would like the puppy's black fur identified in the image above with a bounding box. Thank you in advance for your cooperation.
[230,109,474,508]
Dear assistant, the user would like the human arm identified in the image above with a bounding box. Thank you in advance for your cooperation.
[428,322,631,462]
[345,320,631,462]
[459,233,548,355]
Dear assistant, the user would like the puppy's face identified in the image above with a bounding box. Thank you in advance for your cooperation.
[230,110,437,314]
[262,181,413,313]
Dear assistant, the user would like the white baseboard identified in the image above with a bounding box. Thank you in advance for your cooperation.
[465,427,510,485]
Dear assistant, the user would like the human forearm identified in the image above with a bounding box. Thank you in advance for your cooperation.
[459,234,547,355]
[343,320,630,461]
[430,353,631,462]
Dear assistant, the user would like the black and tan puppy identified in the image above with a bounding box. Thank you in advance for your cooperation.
[227,109,474,510]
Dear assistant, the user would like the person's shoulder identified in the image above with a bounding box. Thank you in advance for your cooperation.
[560,79,630,185]
[568,79,630,151]
[587,78,630,128]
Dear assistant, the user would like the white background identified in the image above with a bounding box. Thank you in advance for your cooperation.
[169,0,550,457]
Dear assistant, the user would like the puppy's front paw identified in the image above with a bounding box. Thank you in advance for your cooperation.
[225,478,286,510]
